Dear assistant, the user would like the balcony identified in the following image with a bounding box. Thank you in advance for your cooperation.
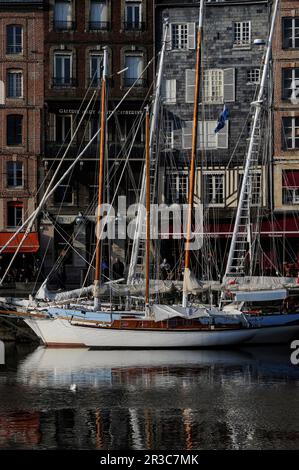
[123,77,147,88]
[123,22,145,32]
[89,21,110,31]
[52,77,77,88]
[53,21,76,31]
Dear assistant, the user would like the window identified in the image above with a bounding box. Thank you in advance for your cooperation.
[162,79,176,104]
[183,120,228,150]
[7,202,23,227]
[7,70,23,98]
[282,68,299,102]
[7,162,23,188]
[234,21,251,46]
[166,171,188,204]
[282,170,299,204]
[283,18,299,49]
[205,173,224,205]
[54,0,73,30]
[55,115,73,143]
[7,115,23,146]
[247,68,261,85]
[124,54,144,87]
[54,53,72,86]
[89,53,103,87]
[282,117,299,150]
[249,172,261,206]
[6,25,22,54]
[54,185,74,205]
[164,119,174,150]
[125,1,142,31]
[204,69,223,103]
[171,23,195,50]
[186,68,235,104]
[89,0,109,30]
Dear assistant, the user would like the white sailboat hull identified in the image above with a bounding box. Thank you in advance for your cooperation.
[23,317,299,348]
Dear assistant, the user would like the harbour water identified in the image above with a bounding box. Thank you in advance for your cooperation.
[0,344,299,450]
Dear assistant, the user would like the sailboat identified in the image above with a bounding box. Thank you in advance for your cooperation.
[1,0,299,348]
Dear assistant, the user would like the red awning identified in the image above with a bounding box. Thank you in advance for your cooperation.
[282,170,299,188]
[0,232,39,254]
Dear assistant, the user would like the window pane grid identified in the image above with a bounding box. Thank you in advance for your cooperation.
[172,24,188,50]
[234,21,250,46]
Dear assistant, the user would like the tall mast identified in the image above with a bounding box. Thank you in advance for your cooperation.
[222,0,279,288]
[145,106,151,311]
[182,0,204,308]
[94,47,108,311]
[127,20,169,285]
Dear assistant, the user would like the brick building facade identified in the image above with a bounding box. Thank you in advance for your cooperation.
[272,0,299,274]
[40,0,154,286]
[0,0,44,280]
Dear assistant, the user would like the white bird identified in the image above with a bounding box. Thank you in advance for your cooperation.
[70,384,77,392]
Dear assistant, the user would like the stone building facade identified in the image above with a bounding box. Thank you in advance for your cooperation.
[41,0,154,286]
[155,0,274,277]
[272,0,299,274]
[0,0,44,280]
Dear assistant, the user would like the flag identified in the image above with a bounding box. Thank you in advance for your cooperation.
[214,104,229,134]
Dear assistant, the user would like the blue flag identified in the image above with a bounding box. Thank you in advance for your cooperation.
[215,105,229,133]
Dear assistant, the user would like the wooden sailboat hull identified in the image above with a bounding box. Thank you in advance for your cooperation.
[23,317,299,349]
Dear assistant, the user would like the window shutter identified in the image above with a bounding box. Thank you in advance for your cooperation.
[0,80,4,105]
[185,69,195,103]
[217,122,229,149]
[165,23,171,50]
[206,121,217,149]
[187,23,196,50]
[182,121,193,149]
[223,68,235,102]
[167,79,176,103]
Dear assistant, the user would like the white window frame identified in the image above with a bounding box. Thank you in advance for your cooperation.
[6,25,23,55]
[247,68,261,85]
[54,114,73,142]
[6,161,23,188]
[283,117,299,150]
[204,172,225,207]
[170,23,195,50]
[7,69,23,98]
[234,21,251,46]
[166,170,189,204]
[89,52,103,85]
[164,119,174,150]
[125,1,142,24]
[54,52,72,85]
[186,68,235,104]
[163,78,176,104]
[182,120,228,150]
[283,17,299,49]
[204,69,224,103]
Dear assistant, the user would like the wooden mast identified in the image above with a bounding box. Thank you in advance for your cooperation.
[94,47,108,311]
[145,105,150,310]
[182,1,204,308]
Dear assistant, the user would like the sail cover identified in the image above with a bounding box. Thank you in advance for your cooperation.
[152,304,208,322]
[235,289,288,302]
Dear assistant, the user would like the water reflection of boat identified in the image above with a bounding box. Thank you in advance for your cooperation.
[17,346,298,388]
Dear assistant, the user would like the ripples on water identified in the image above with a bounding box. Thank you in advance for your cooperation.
[0,344,299,450]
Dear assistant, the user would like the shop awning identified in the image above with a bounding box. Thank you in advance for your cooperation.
[0,232,39,254]
[282,170,299,188]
